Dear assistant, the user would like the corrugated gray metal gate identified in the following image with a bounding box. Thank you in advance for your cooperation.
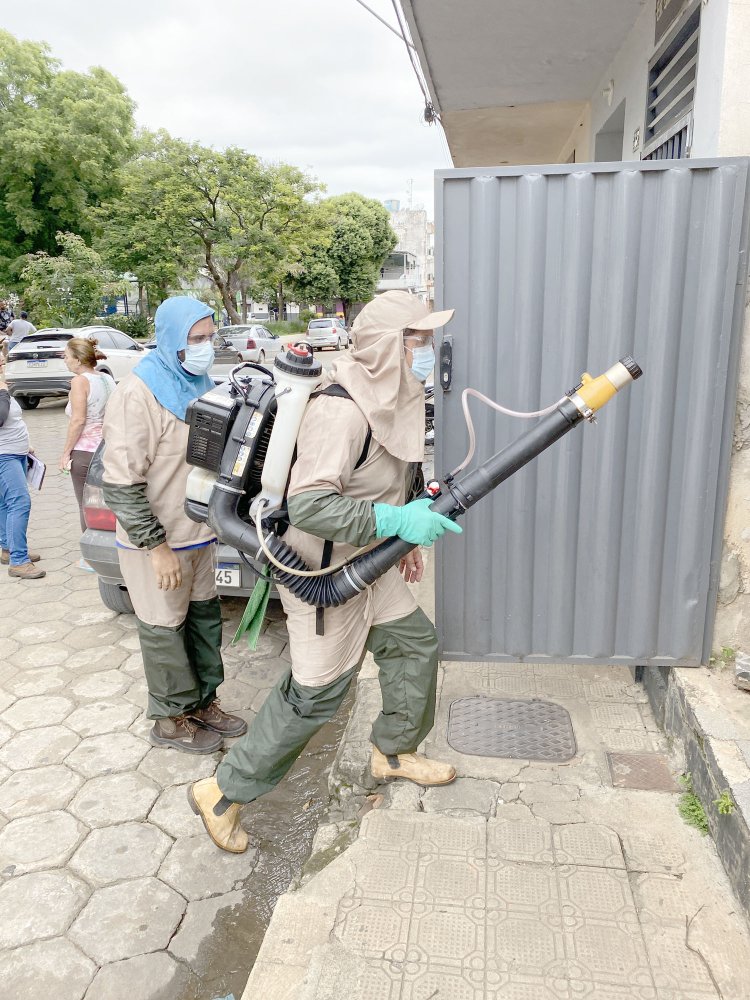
[434,159,750,666]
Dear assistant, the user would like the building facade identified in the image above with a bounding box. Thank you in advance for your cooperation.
[401,0,750,657]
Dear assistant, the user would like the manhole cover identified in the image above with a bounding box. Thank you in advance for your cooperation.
[447,697,577,761]
[607,753,679,791]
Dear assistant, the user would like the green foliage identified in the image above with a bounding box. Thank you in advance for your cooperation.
[266,319,307,335]
[299,309,317,324]
[0,31,135,286]
[714,789,735,815]
[288,194,397,320]
[101,313,152,338]
[95,133,322,323]
[709,646,736,669]
[21,232,124,328]
[678,774,709,835]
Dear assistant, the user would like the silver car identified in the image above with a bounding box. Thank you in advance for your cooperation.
[218,325,284,364]
[305,318,348,351]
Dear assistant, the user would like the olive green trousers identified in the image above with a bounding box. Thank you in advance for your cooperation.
[137,597,225,719]
[217,607,438,804]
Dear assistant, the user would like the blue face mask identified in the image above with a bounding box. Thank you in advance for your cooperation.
[410,344,435,382]
[181,340,215,376]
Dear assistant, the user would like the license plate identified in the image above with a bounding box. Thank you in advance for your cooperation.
[215,565,241,587]
[27,360,48,368]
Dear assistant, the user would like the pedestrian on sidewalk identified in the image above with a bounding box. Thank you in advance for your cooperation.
[190,290,461,853]
[5,312,36,355]
[59,337,116,570]
[101,296,247,755]
[0,376,44,579]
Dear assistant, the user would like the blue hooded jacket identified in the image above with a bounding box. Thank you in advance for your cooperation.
[134,297,214,420]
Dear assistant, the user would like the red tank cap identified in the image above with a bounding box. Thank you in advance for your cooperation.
[288,344,310,357]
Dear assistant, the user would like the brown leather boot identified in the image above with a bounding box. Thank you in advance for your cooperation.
[188,777,249,853]
[8,561,45,580]
[149,715,223,754]
[371,746,457,786]
[188,699,247,737]
[1,549,40,564]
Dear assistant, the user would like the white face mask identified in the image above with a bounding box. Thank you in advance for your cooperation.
[181,340,215,376]
[410,344,435,382]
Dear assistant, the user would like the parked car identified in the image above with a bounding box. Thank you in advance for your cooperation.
[5,326,146,409]
[142,334,243,379]
[80,443,264,612]
[305,317,348,351]
[217,325,284,364]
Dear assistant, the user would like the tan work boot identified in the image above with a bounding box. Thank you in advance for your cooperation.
[8,561,45,580]
[188,699,247,737]
[1,549,40,564]
[149,715,223,754]
[370,746,456,786]
[188,777,248,853]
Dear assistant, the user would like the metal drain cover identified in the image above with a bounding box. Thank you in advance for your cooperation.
[447,697,577,761]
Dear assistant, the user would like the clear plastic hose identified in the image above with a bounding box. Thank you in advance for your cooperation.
[449,389,566,477]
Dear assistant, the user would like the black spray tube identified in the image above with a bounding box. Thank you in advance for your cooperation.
[212,357,642,609]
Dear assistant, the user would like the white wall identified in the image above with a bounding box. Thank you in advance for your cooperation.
[563,0,731,163]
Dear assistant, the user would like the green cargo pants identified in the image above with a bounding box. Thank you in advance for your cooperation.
[137,597,225,719]
[217,606,438,804]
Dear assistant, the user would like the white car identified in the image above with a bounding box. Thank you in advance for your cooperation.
[305,317,348,351]
[5,326,146,409]
[218,325,284,364]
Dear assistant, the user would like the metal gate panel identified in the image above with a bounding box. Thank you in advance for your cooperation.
[434,159,750,665]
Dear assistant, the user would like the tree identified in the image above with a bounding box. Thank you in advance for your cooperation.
[96,134,323,323]
[94,132,199,314]
[292,194,397,323]
[0,31,135,285]
[21,231,124,328]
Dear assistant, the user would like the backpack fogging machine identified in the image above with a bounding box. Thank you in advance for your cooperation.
[184,345,642,607]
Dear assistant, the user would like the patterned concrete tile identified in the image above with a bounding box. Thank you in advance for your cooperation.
[69,877,186,964]
[64,700,140,737]
[487,817,555,865]
[0,724,79,771]
[68,771,160,827]
[0,810,87,874]
[0,764,83,818]
[65,732,150,778]
[1,694,74,730]
[552,824,625,869]
[0,870,90,948]
[0,937,95,1000]
[158,834,255,900]
[70,822,172,886]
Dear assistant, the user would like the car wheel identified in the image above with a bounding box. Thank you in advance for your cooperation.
[98,579,134,614]
[334,338,341,351]
[259,351,265,364]
[17,396,40,410]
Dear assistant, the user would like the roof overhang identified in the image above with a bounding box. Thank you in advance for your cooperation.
[400,0,645,164]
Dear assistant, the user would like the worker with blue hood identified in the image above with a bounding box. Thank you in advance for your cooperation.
[102,296,246,754]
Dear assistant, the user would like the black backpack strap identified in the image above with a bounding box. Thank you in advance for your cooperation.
[308,384,371,634]
[315,539,335,636]
[311,384,371,469]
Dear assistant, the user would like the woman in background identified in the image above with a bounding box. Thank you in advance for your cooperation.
[59,338,115,568]
[0,376,44,579]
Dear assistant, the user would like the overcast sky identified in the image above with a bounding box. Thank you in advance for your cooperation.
[3,0,451,216]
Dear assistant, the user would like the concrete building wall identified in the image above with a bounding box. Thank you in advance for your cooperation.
[713,0,750,656]
[388,208,428,291]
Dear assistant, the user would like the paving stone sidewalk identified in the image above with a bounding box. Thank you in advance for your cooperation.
[0,402,291,999]
[247,654,750,997]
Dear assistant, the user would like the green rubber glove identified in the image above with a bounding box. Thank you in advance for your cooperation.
[373,498,463,547]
